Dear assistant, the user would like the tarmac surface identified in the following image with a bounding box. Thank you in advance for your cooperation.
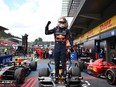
[1,59,116,87]
[25,59,116,87]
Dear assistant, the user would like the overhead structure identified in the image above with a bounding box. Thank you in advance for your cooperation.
[61,0,116,39]
[61,0,116,62]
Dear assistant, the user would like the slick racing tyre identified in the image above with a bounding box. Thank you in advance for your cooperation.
[38,67,50,77]
[75,61,84,71]
[30,61,37,71]
[14,68,26,84]
[71,67,81,77]
[22,65,31,76]
[105,68,116,85]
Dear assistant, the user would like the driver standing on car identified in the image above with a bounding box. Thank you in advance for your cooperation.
[45,16,73,83]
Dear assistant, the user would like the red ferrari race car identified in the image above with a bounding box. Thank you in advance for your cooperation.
[86,58,116,85]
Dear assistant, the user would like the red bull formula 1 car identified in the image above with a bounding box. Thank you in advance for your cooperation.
[86,58,116,85]
[38,60,83,87]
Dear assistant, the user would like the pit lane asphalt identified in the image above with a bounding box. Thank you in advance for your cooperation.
[19,59,116,87]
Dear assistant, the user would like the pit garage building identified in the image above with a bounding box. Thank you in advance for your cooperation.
[62,0,116,62]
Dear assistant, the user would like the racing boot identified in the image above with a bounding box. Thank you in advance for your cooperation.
[55,76,59,84]
[60,74,67,84]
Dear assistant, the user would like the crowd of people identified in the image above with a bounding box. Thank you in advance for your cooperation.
[32,45,93,61]
[33,47,53,59]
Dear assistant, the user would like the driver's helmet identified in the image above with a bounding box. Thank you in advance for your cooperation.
[15,58,23,63]
[57,16,68,28]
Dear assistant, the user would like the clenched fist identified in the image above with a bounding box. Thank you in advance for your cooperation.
[47,21,51,25]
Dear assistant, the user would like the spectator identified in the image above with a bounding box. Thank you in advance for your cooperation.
[110,49,116,64]
[33,50,37,58]
[84,48,89,57]
[99,48,105,59]
[42,49,46,59]
[48,48,53,59]
[4,48,8,55]
[66,48,71,62]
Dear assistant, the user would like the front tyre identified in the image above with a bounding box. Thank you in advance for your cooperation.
[14,68,26,84]
[30,61,37,71]
[105,68,116,85]
[38,67,50,77]
[71,67,81,77]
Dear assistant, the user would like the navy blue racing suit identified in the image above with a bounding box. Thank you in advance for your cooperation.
[45,21,73,77]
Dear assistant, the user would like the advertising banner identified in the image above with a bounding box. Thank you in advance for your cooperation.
[0,55,12,64]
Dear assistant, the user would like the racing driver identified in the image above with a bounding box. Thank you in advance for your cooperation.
[45,16,73,83]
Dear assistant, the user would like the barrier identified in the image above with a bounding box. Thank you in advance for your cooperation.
[0,55,12,64]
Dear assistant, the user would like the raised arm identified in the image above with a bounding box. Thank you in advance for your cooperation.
[45,21,54,35]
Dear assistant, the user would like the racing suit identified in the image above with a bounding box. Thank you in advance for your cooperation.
[45,21,73,77]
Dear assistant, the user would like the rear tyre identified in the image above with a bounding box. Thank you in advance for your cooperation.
[14,68,26,84]
[105,68,116,85]
[38,67,50,77]
[75,61,84,71]
[83,62,88,70]
[22,65,31,76]
[71,67,81,77]
[30,61,37,71]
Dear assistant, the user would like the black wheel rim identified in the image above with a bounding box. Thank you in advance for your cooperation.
[106,71,114,84]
